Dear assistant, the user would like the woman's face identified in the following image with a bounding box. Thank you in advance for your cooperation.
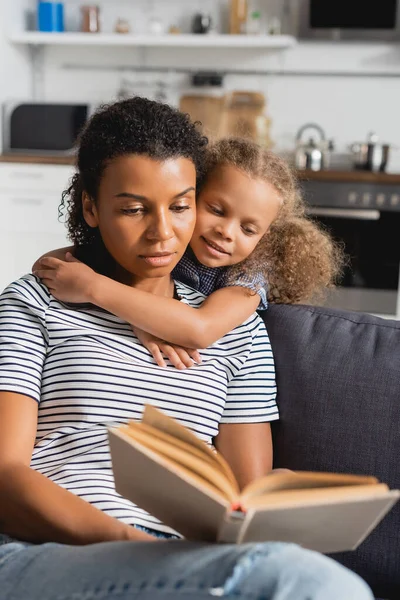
[83,155,197,283]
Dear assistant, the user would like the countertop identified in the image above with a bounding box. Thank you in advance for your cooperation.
[1,154,400,184]
[296,169,400,185]
[0,154,75,166]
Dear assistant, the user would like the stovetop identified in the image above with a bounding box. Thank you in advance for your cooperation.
[299,170,400,211]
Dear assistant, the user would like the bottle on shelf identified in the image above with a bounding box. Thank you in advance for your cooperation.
[246,10,262,34]
[229,0,248,34]
[81,6,100,33]
[268,16,282,35]
[37,1,64,32]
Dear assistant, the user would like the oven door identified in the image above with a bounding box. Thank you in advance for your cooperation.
[307,207,400,318]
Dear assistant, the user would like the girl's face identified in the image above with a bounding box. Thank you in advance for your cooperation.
[190,165,282,268]
[83,154,197,284]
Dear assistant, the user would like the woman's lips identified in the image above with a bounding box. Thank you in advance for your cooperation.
[140,252,176,267]
[201,236,230,258]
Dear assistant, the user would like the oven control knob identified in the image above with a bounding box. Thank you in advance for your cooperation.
[390,194,399,207]
[362,193,372,206]
[376,193,386,207]
[348,192,358,205]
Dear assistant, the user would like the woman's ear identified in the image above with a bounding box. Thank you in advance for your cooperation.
[82,192,98,228]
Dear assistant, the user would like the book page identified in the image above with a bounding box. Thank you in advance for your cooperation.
[241,470,379,502]
[142,404,237,486]
[127,422,218,467]
[242,483,390,510]
[126,420,238,490]
[121,423,238,500]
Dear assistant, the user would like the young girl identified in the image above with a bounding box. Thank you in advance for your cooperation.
[34,137,342,369]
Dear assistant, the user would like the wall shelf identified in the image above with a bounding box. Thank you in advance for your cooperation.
[9,31,296,49]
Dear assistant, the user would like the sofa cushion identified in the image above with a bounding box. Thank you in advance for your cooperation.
[262,304,400,600]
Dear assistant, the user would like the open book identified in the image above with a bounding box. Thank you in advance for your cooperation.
[108,405,399,553]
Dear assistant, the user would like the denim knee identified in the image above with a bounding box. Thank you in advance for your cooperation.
[210,542,373,600]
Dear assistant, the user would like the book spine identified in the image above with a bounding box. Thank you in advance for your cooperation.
[217,510,246,543]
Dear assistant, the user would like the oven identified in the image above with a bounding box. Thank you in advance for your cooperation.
[301,178,400,319]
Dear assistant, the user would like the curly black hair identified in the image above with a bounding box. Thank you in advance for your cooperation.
[60,97,208,272]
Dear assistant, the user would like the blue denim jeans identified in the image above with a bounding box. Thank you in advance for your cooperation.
[0,537,373,600]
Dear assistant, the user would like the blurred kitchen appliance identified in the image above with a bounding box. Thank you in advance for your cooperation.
[179,71,225,138]
[3,102,90,154]
[302,178,400,317]
[299,0,400,41]
[218,92,272,146]
[180,87,272,146]
[179,94,224,139]
[349,132,392,172]
[191,13,213,34]
[295,123,332,171]
[295,124,323,169]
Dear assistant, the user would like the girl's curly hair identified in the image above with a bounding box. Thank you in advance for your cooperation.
[60,96,208,272]
[206,138,344,304]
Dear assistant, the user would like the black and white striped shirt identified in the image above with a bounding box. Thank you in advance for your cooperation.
[0,275,278,533]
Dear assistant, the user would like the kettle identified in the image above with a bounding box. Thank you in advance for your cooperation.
[294,123,332,171]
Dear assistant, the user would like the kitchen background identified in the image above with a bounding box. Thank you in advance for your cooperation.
[1,0,400,318]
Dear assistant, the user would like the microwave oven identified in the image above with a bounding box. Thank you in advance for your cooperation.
[298,0,400,41]
[2,102,92,155]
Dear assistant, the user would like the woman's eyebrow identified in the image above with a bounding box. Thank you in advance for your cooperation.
[114,187,195,201]
[114,192,147,200]
[174,187,196,199]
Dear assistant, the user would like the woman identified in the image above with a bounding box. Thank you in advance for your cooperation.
[0,97,372,600]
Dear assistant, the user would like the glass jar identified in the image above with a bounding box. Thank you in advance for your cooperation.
[81,6,100,33]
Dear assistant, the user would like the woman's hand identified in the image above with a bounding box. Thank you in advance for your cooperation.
[34,253,97,304]
[133,327,202,370]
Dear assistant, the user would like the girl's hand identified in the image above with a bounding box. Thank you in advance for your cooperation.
[133,327,202,370]
[33,252,97,304]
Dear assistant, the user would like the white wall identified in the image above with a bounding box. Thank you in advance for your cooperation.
[0,0,32,152]
[2,0,400,170]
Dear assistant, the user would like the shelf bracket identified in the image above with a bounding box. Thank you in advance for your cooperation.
[29,44,45,100]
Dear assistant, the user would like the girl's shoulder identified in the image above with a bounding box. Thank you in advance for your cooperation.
[217,267,268,311]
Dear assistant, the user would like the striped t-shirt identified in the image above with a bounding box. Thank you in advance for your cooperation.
[0,275,278,534]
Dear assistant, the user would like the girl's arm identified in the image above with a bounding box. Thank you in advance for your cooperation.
[32,246,73,272]
[0,392,155,544]
[35,255,260,349]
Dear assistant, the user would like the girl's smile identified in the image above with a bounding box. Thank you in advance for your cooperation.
[190,165,282,268]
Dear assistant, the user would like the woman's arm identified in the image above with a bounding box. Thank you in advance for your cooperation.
[35,256,260,349]
[214,423,273,490]
[0,392,155,544]
[214,312,277,490]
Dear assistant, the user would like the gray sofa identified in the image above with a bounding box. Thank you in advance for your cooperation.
[262,304,400,600]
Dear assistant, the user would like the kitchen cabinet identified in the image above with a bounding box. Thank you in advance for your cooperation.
[0,162,74,292]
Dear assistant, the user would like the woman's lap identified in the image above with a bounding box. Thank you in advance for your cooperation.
[0,539,373,600]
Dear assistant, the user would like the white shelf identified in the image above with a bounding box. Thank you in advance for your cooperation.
[9,31,296,49]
